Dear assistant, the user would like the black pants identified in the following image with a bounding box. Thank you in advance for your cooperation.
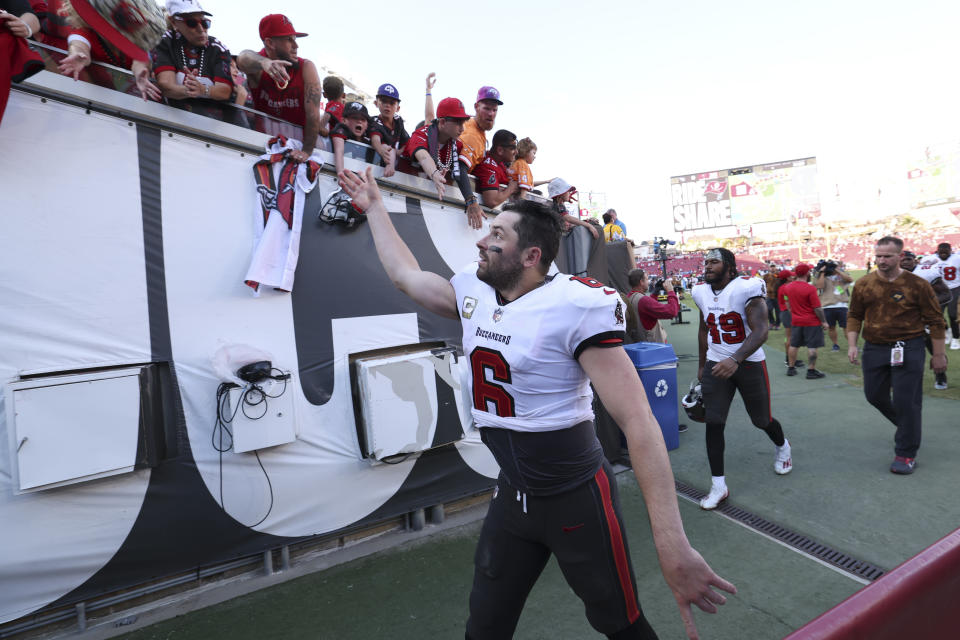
[766,298,780,327]
[465,460,657,639]
[861,337,925,458]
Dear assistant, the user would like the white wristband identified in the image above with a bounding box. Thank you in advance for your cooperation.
[24,21,33,39]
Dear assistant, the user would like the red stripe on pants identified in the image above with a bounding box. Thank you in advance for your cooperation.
[760,361,772,423]
[594,466,640,623]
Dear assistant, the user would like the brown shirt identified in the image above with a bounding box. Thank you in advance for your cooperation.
[763,272,779,300]
[847,270,945,343]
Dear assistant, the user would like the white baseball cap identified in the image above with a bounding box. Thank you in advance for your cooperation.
[166,0,211,16]
[547,178,576,199]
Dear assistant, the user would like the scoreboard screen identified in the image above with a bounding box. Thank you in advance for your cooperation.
[672,157,819,233]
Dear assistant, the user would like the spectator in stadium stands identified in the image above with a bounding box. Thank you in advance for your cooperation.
[780,263,828,379]
[369,83,409,179]
[459,85,501,172]
[153,1,233,119]
[626,269,678,343]
[2,2,37,39]
[606,208,626,237]
[814,260,853,351]
[847,236,946,475]
[762,265,781,330]
[602,212,625,242]
[472,129,519,208]
[331,101,370,179]
[229,55,250,107]
[401,97,485,230]
[777,269,804,369]
[318,74,343,137]
[423,71,436,125]
[511,137,552,193]
[238,14,320,162]
[44,0,161,101]
[547,178,599,239]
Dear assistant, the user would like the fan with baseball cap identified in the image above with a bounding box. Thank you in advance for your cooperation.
[167,0,211,16]
[259,14,308,40]
[370,84,410,170]
[399,97,485,229]
[459,85,502,171]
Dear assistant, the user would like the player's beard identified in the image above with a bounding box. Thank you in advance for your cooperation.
[477,251,523,293]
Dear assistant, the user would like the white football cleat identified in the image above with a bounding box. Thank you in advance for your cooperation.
[774,440,793,475]
[699,484,729,510]
[950,338,960,350]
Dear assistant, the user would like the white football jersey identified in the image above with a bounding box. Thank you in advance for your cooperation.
[451,264,625,432]
[914,264,942,285]
[692,276,767,363]
[932,253,960,289]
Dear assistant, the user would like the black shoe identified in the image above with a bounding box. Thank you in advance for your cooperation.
[806,369,826,379]
[787,366,797,376]
[794,360,805,368]
[678,423,688,433]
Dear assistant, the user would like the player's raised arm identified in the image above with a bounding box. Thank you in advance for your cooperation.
[578,346,736,640]
[339,168,458,319]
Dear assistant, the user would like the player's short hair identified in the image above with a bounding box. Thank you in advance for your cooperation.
[517,137,537,157]
[706,247,738,278]
[322,76,344,100]
[502,199,562,273]
[491,129,517,149]
[628,269,646,287]
[876,236,903,251]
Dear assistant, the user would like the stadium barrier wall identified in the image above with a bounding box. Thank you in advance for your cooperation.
[785,527,960,639]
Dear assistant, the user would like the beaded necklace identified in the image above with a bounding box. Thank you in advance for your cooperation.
[435,141,454,174]
[180,42,205,75]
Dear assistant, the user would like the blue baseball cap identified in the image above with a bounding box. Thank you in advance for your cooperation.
[377,83,400,101]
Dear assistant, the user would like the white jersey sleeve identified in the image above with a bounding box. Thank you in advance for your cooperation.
[915,264,943,285]
[692,277,766,363]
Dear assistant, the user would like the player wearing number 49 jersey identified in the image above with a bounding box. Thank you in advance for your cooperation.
[931,242,960,349]
[337,167,734,640]
[692,248,793,511]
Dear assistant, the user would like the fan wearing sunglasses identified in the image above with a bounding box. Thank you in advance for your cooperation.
[153,0,232,111]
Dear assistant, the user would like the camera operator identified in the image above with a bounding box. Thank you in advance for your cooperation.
[814,259,853,351]
[626,269,678,344]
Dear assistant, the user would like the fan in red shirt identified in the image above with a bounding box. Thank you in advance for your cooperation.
[401,97,485,230]
[237,14,320,162]
[471,129,520,208]
[779,263,829,378]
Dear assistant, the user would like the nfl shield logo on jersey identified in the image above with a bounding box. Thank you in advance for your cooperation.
[492,307,504,322]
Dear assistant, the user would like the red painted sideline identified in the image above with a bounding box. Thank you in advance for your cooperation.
[785,527,960,639]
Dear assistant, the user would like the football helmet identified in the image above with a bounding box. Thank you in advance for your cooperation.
[681,379,706,423]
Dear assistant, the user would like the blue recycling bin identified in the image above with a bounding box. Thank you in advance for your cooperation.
[623,342,679,451]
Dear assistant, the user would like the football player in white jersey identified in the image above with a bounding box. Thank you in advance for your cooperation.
[692,248,793,511]
[901,251,950,389]
[932,243,960,349]
[339,168,734,640]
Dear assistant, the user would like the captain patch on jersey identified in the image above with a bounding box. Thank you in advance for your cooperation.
[451,265,624,433]
[692,276,767,363]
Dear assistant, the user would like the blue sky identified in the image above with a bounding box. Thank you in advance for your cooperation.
[209,0,960,238]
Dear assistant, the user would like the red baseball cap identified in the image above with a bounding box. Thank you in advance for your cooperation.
[777,270,794,280]
[259,14,308,40]
[436,97,469,119]
[794,263,813,277]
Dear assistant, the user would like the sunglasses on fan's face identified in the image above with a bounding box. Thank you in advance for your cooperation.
[176,16,211,29]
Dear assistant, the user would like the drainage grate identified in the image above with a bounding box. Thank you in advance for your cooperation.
[675,480,887,582]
